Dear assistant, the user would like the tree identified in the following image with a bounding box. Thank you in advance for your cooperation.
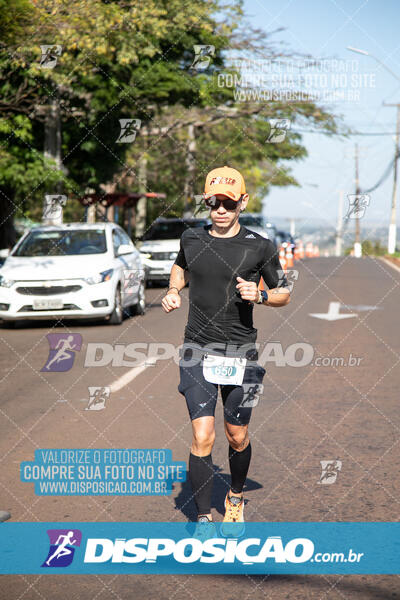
[0,0,243,243]
[0,0,340,246]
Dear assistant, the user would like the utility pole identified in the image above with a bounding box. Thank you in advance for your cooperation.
[335,190,343,257]
[285,217,302,237]
[354,143,362,258]
[383,102,400,254]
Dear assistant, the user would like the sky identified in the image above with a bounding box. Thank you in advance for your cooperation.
[240,0,400,237]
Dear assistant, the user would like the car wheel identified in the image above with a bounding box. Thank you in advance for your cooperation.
[109,286,123,325]
[131,281,146,316]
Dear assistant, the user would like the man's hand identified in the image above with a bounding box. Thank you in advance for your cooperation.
[161,290,181,313]
[236,276,259,302]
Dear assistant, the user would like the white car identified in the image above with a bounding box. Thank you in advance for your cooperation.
[139,217,210,285]
[0,223,145,325]
[239,213,278,246]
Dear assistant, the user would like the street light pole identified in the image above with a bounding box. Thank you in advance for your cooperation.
[383,103,400,254]
[354,143,362,258]
[335,190,343,257]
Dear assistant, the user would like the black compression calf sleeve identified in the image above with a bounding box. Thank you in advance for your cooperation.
[229,442,252,494]
[189,452,214,515]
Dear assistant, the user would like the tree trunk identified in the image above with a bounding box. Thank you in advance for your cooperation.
[0,196,18,251]
[43,91,62,221]
[183,124,196,217]
[135,148,148,239]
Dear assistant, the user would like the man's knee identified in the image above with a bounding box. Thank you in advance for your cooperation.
[192,425,215,451]
[225,425,248,450]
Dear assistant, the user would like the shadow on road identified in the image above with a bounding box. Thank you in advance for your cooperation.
[174,463,263,521]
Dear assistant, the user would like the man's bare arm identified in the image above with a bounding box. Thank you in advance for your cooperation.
[265,287,290,307]
[161,264,189,313]
[168,263,189,293]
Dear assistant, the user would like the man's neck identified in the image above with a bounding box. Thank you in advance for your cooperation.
[209,220,241,238]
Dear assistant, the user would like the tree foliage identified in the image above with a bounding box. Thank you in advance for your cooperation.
[0,0,339,244]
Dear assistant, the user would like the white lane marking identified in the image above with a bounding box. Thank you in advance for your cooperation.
[309,301,357,321]
[379,257,400,274]
[341,304,380,311]
[109,362,151,393]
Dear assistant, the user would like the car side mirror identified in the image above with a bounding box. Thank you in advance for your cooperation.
[116,244,133,256]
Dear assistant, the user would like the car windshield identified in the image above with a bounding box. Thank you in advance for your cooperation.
[142,220,209,241]
[239,215,265,227]
[13,229,107,256]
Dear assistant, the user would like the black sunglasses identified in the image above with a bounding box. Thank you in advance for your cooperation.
[205,196,240,211]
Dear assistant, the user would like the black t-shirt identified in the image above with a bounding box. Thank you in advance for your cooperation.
[174,224,286,354]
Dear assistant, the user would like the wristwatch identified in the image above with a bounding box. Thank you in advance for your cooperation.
[257,290,269,304]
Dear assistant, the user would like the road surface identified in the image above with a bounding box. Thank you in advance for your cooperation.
[0,257,399,599]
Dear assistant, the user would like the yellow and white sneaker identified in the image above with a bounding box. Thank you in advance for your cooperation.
[220,493,245,537]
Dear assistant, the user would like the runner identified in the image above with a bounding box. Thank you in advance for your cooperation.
[44,335,77,371]
[161,166,290,533]
[45,531,77,566]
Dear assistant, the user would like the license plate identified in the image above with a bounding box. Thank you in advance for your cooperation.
[32,298,63,310]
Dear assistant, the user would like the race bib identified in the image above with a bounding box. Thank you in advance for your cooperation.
[202,354,247,385]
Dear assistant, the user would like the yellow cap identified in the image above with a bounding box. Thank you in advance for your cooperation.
[204,166,246,201]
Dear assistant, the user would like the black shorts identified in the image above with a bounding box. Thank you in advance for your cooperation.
[178,348,266,426]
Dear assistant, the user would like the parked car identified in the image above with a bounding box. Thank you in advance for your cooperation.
[239,213,278,246]
[139,217,210,285]
[0,223,145,325]
[0,249,8,268]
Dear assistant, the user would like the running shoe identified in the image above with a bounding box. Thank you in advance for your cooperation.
[220,493,245,537]
[192,515,217,543]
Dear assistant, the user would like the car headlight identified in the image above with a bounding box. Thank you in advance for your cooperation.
[0,275,14,288]
[140,252,151,259]
[169,252,178,260]
[84,269,114,285]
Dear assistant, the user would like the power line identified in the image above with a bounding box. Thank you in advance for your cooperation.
[361,149,399,194]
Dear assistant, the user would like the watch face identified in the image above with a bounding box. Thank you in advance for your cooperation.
[261,291,268,301]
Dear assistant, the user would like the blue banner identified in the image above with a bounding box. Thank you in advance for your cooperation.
[0,522,399,574]
[20,449,186,496]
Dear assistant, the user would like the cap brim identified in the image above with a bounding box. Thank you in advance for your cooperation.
[204,186,241,201]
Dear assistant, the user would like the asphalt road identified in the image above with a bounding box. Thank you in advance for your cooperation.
[0,257,399,599]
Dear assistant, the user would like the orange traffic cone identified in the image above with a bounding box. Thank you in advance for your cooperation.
[298,241,304,259]
[305,242,313,258]
[286,245,294,268]
[279,246,287,273]
[258,277,264,290]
